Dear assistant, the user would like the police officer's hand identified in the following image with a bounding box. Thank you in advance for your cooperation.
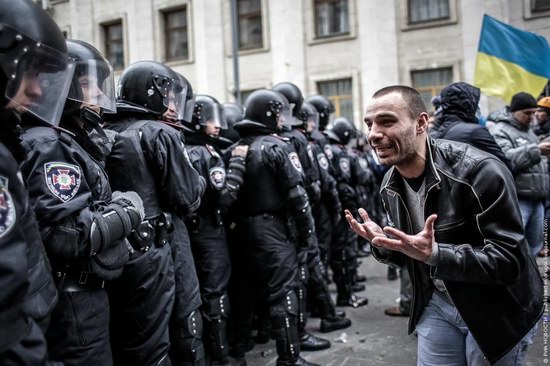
[345,208,384,242]
[232,144,249,158]
[371,214,438,263]
[112,191,146,222]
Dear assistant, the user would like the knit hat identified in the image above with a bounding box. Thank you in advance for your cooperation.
[538,96,550,110]
[510,92,537,112]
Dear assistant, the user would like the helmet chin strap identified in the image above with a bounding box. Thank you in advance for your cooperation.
[80,107,107,138]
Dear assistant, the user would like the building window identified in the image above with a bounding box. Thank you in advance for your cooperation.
[103,21,124,71]
[532,0,550,11]
[408,0,449,24]
[314,0,349,38]
[163,7,189,62]
[411,68,452,112]
[237,0,263,50]
[318,79,353,122]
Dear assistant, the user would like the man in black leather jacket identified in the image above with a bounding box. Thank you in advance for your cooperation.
[346,85,543,365]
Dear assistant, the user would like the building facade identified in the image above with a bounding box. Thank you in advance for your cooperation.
[42,0,550,128]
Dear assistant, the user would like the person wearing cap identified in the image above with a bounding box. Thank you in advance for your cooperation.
[533,96,550,138]
[491,92,550,257]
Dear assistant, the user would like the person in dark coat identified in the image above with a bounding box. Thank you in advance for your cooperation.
[429,82,515,174]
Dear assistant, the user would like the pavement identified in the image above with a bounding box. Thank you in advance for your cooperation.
[238,254,547,366]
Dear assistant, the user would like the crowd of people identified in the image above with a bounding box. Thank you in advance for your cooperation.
[1,1,546,366]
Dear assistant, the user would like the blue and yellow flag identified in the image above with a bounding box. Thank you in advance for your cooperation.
[474,14,550,103]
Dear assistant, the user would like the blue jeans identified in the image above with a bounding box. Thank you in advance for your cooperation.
[518,198,544,256]
[416,292,537,366]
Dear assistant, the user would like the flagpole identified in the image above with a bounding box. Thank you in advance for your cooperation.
[230,0,242,105]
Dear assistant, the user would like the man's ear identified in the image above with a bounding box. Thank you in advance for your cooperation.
[416,112,429,134]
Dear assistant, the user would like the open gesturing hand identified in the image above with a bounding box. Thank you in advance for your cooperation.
[344,208,385,242]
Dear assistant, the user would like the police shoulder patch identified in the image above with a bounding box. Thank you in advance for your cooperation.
[288,152,303,173]
[359,157,369,170]
[317,153,329,171]
[44,162,82,202]
[339,158,350,174]
[0,176,16,238]
[209,167,226,190]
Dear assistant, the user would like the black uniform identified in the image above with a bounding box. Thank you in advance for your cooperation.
[185,134,247,364]
[325,141,360,305]
[106,114,205,366]
[0,118,54,365]
[233,131,317,363]
[20,118,130,365]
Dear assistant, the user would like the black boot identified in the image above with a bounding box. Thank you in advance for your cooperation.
[336,294,369,308]
[298,332,331,351]
[352,283,365,292]
[320,316,352,333]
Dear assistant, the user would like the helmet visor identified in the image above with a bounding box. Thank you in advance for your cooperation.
[202,102,227,129]
[5,37,75,126]
[162,78,188,121]
[276,103,293,131]
[69,60,116,113]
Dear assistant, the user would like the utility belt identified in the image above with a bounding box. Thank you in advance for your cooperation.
[186,209,223,234]
[54,268,105,292]
[128,213,173,253]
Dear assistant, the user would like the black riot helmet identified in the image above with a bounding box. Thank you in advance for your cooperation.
[64,40,116,117]
[235,89,292,132]
[0,0,75,126]
[272,82,303,119]
[117,60,188,119]
[185,94,226,136]
[326,117,357,145]
[220,102,244,143]
[296,101,319,131]
[306,95,335,131]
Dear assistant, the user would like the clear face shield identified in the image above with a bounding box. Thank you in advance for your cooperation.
[3,27,75,126]
[305,110,320,133]
[160,77,188,122]
[275,103,293,131]
[68,60,116,113]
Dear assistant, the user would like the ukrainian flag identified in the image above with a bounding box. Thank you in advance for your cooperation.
[474,14,550,103]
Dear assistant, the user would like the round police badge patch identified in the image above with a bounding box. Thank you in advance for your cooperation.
[288,152,303,173]
[209,167,226,189]
[359,157,369,170]
[324,145,333,160]
[339,158,350,174]
[317,153,329,171]
[307,145,315,163]
[0,176,16,238]
[44,162,82,202]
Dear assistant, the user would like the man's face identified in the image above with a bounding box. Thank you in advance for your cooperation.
[205,120,221,137]
[162,90,178,122]
[306,117,316,133]
[364,92,421,168]
[513,108,536,126]
[535,108,548,124]
[79,75,102,114]
[5,70,43,113]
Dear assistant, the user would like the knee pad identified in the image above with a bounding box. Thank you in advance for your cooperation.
[202,294,230,322]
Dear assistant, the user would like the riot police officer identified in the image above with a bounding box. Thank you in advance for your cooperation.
[183,95,249,365]
[105,61,206,366]
[231,89,320,366]
[20,39,144,365]
[325,117,369,307]
[0,0,70,363]
[274,82,350,338]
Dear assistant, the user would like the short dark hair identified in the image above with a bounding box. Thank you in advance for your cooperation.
[372,85,427,120]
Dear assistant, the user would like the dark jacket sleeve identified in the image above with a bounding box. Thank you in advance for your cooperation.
[468,127,516,175]
[432,158,527,285]
[0,150,32,353]
[144,128,205,217]
[20,132,97,260]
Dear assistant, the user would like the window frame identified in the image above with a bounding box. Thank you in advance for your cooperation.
[313,0,351,39]
[317,78,354,122]
[407,0,450,25]
[102,20,125,71]
[162,6,190,63]
[532,0,550,12]
[410,67,453,112]
[237,0,264,51]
